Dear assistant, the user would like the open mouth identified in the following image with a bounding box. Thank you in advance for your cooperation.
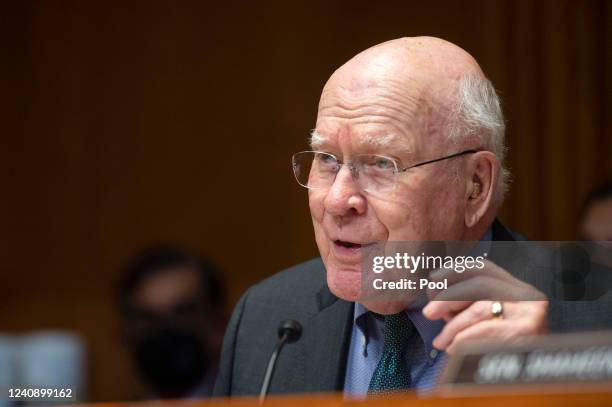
[334,240,363,249]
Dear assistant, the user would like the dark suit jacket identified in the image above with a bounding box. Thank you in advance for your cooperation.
[213,221,612,396]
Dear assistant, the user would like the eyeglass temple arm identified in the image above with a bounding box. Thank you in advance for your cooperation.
[399,149,481,172]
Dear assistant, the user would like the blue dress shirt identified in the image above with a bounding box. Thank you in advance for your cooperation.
[343,301,446,397]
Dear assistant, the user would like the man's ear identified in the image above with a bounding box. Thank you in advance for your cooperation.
[464,151,498,228]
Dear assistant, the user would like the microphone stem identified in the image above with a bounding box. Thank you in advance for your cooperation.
[259,332,289,404]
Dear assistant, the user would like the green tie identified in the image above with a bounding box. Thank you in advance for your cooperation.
[368,312,415,394]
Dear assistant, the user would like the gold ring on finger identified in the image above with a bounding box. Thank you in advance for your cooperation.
[491,301,504,319]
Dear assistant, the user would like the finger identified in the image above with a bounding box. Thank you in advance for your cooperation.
[429,276,521,302]
[446,320,508,355]
[443,302,548,354]
[423,300,473,321]
[429,259,521,287]
[431,301,493,350]
[445,319,513,355]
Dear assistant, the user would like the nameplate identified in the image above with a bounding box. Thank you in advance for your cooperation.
[438,331,612,391]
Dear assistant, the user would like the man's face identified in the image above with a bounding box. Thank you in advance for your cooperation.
[309,77,468,306]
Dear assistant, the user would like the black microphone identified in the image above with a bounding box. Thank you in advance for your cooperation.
[258,320,302,404]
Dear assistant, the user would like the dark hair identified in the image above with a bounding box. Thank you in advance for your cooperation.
[116,245,226,314]
[581,180,612,220]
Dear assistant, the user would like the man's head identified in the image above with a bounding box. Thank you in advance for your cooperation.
[580,180,612,241]
[306,37,507,313]
[116,246,226,398]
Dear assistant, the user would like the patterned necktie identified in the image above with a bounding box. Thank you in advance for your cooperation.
[368,312,416,394]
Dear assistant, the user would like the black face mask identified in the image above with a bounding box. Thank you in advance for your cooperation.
[133,327,210,398]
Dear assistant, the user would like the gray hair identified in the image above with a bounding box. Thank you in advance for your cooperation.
[448,74,509,205]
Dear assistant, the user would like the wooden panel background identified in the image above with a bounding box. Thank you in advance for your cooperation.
[0,0,610,402]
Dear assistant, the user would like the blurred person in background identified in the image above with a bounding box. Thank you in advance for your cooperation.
[116,245,227,399]
[580,180,612,241]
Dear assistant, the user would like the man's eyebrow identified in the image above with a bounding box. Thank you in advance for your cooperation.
[309,129,326,149]
[309,130,412,156]
[361,133,399,149]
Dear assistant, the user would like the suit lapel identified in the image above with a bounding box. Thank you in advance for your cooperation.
[299,284,354,392]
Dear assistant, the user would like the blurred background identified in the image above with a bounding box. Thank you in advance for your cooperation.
[1,0,610,403]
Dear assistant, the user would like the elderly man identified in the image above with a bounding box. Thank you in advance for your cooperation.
[213,37,602,397]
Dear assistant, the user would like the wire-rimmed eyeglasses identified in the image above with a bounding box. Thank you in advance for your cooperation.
[291,149,480,194]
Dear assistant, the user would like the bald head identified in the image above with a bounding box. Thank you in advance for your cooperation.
[328,37,483,86]
[320,37,484,133]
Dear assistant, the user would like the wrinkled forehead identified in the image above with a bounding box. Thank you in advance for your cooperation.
[312,75,450,158]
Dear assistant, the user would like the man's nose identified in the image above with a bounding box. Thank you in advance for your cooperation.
[323,165,366,217]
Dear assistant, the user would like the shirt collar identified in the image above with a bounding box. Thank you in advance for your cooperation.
[353,301,444,355]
